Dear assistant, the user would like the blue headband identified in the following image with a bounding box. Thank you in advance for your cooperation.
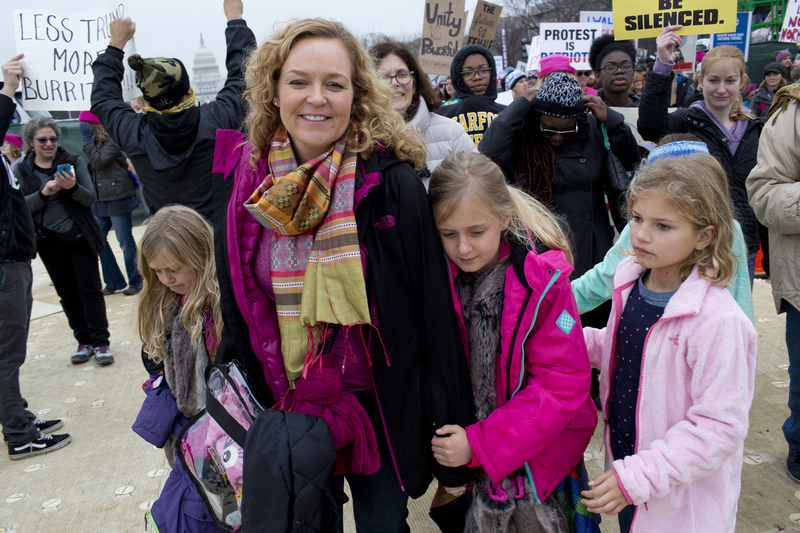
[647,141,709,164]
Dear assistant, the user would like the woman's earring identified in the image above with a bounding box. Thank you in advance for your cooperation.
[273,100,279,107]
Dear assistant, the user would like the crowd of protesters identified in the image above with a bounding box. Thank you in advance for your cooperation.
[1,2,799,531]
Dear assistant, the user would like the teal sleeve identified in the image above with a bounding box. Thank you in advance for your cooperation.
[729,220,754,324]
[573,224,632,314]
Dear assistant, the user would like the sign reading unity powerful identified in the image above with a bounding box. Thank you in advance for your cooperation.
[613,0,737,40]
[14,2,139,111]
[419,0,467,76]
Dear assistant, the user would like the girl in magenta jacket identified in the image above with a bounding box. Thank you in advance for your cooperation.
[580,151,757,532]
[429,153,598,531]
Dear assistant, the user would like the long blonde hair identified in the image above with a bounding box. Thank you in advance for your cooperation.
[243,18,426,169]
[429,152,572,264]
[137,206,222,363]
[627,154,737,287]
[698,45,754,121]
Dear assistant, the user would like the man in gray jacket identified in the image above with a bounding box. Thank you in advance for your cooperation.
[90,0,255,220]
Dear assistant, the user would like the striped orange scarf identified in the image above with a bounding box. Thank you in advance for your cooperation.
[244,128,370,381]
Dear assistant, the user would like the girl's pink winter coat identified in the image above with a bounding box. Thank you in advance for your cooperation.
[584,256,757,532]
[447,239,598,503]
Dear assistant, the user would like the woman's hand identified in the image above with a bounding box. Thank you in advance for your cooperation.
[582,95,608,123]
[431,425,473,467]
[580,468,629,515]
[656,25,684,65]
[42,179,61,196]
[441,483,468,497]
[54,169,76,190]
[1,53,24,99]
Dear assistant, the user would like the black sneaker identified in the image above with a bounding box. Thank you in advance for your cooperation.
[8,432,71,460]
[33,418,63,434]
[788,448,800,483]
[71,344,94,364]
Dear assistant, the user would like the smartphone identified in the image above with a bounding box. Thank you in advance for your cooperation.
[56,164,72,175]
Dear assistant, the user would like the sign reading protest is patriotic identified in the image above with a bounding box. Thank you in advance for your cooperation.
[419,0,466,76]
[580,11,614,35]
[710,12,752,60]
[466,1,502,50]
[612,0,737,40]
[14,2,139,111]
[780,0,800,42]
[539,23,603,70]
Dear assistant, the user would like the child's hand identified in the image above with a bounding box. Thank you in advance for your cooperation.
[580,468,629,515]
[431,425,473,467]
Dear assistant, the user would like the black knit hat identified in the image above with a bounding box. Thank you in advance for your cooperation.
[589,34,636,72]
[531,72,585,118]
[763,61,786,76]
[127,55,191,111]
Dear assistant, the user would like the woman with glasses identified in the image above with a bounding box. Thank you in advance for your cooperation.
[588,35,639,107]
[437,44,506,148]
[14,117,112,365]
[369,40,476,188]
[480,72,639,287]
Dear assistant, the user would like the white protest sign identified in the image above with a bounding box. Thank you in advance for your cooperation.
[14,2,140,111]
[780,0,800,42]
[539,23,602,70]
[580,11,614,35]
[466,1,503,49]
[525,36,541,73]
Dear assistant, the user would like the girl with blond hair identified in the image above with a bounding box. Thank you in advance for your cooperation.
[212,18,475,531]
[429,152,599,532]
[580,153,757,532]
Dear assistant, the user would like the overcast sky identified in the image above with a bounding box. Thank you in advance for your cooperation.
[5,0,485,79]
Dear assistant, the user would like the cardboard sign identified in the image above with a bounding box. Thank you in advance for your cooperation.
[780,0,800,43]
[580,11,614,35]
[612,0,737,40]
[419,0,467,76]
[710,12,752,60]
[466,1,502,49]
[539,23,603,70]
[14,2,139,111]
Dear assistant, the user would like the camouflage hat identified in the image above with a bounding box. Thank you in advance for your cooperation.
[127,55,190,111]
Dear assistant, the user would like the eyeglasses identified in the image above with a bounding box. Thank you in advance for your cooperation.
[33,137,59,145]
[539,120,578,136]
[460,68,492,80]
[575,71,592,77]
[600,62,634,74]
[379,71,415,86]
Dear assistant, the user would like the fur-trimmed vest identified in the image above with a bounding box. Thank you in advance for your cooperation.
[456,257,568,533]
[163,309,210,418]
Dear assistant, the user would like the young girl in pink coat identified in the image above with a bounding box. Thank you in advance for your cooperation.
[429,152,598,531]
[580,148,758,532]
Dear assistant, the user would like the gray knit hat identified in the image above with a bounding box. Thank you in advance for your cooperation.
[531,72,585,118]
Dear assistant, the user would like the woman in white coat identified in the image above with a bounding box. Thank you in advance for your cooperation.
[370,40,477,189]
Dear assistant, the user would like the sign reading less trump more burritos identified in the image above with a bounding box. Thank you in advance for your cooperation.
[613,0,737,39]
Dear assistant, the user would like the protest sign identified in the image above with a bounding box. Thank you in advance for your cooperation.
[612,0,737,40]
[710,12,752,60]
[419,0,467,76]
[14,2,139,111]
[780,0,800,43]
[466,1,502,49]
[580,11,614,35]
[525,36,541,73]
[539,23,602,70]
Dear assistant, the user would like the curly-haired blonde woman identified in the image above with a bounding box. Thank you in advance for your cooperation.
[211,18,476,531]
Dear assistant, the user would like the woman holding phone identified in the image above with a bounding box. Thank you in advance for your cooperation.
[14,117,112,365]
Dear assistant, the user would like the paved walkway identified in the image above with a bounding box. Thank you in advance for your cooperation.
[1,224,799,532]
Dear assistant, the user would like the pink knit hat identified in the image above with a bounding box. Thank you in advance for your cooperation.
[78,110,101,124]
[4,134,23,149]
[538,54,576,77]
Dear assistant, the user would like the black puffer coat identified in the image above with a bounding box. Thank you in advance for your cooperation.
[637,70,763,254]
[83,138,136,203]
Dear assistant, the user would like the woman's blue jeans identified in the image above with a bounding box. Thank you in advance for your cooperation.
[96,213,142,291]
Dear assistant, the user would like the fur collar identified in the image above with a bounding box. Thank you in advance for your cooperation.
[163,310,209,418]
